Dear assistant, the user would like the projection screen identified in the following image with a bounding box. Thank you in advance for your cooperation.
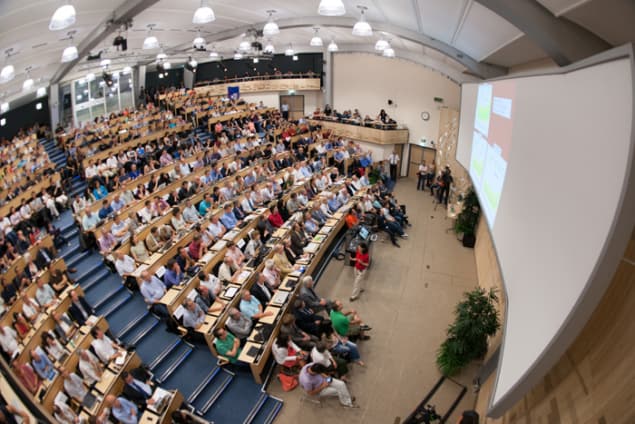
[457,51,635,415]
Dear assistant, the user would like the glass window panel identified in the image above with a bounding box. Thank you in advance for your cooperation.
[119,75,134,110]
[75,107,91,125]
[91,103,105,120]
[90,79,104,100]
[105,85,119,113]
[74,80,88,105]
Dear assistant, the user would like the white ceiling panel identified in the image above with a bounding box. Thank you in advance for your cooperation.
[417,0,469,45]
[535,0,592,16]
[453,1,522,61]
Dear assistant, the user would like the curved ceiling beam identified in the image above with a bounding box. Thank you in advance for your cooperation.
[164,16,507,79]
[474,0,611,66]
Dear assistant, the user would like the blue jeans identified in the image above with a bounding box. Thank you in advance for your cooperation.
[332,340,361,361]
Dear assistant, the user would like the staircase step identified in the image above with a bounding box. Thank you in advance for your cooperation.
[187,368,220,404]
[91,285,126,309]
[242,393,268,424]
[62,226,79,240]
[77,267,110,290]
[107,297,148,337]
[96,291,131,317]
[120,314,160,347]
[152,342,192,379]
[133,328,181,366]
[249,397,283,424]
[64,250,93,269]
[148,339,183,370]
[156,345,194,384]
[115,311,149,339]
[192,370,233,414]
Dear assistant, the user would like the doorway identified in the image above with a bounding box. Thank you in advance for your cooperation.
[279,95,304,120]
[407,145,436,178]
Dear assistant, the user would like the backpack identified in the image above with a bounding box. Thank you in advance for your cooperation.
[278,372,298,392]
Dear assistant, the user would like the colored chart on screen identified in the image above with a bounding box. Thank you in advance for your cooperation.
[469,81,516,226]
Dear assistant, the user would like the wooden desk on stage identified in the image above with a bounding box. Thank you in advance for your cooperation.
[308,119,409,145]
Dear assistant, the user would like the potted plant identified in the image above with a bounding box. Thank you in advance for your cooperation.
[454,189,480,248]
[436,288,501,376]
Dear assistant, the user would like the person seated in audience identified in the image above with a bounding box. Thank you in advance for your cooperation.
[90,327,125,363]
[280,313,317,350]
[171,208,186,231]
[52,312,76,343]
[218,255,240,283]
[198,194,213,216]
[114,251,138,290]
[299,276,331,314]
[35,277,57,309]
[187,235,204,261]
[98,199,113,220]
[272,243,298,277]
[158,224,175,244]
[138,271,169,318]
[21,294,41,322]
[78,348,103,385]
[96,228,117,255]
[22,252,40,280]
[68,289,93,326]
[48,267,73,294]
[311,340,348,379]
[92,182,109,200]
[273,332,307,372]
[42,331,67,362]
[206,214,226,241]
[13,312,31,338]
[31,348,56,380]
[174,247,194,273]
[61,368,93,405]
[329,300,371,342]
[182,298,206,330]
[53,402,79,424]
[243,231,262,261]
[299,362,357,408]
[145,226,162,252]
[151,196,170,217]
[130,234,150,263]
[194,284,223,313]
[225,307,252,340]
[14,361,41,395]
[239,291,272,321]
[251,272,275,306]
[126,210,142,233]
[182,199,201,224]
[81,208,101,232]
[225,241,245,266]
[293,299,330,338]
[104,394,139,424]
[121,368,155,410]
[220,203,240,230]
[212,327,242,364]
[111,194,126,212]
[0,326,19,360]
[111,214,130,242]
[289,222,308,256]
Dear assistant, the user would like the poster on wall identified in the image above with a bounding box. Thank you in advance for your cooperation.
[228,86,240,100]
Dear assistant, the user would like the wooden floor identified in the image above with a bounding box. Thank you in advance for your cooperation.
[269,177,482,424]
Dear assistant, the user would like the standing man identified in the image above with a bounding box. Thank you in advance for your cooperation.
[350,243,370,302]
[440,166,453,206]
[388,150,400,182]
[281,101,290,120]
[417,160,428,191]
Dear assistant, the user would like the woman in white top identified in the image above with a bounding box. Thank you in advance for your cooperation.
[272,333,305,369]
[244,232,262,260]
[171,209,186,231]
[310,341,349,378]
[42,332,67,362]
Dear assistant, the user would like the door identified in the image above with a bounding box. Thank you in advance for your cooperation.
[408,145,436,179]
[280,95,304,120]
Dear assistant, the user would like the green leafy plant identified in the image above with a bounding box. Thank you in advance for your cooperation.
[454,189,480,237]
[436,287,501,376]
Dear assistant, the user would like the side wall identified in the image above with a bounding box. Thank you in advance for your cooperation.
[332,53,461,147]
[474,224,635,423]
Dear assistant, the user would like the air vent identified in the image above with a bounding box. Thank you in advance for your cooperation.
[32,42,48,49]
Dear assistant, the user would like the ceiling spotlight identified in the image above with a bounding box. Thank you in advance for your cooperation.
[61,45,78,62]
[285,44,294,56]
[310,28,323,47]
[318,0,346,16]
[0,118,5,126]
[122,66,132,74]
[156,51,167,60]
[143,25,159,50]
[36,102,43,110]
[264,40,275,54]
[383,46,395,58]
[239,38,251,51]
[234,51,243,60]
[293,55,298,61]
[327,40,339,52]
[193,30,206,50]
[375,37,389,51]
[352,6,373,37]
[37,87,47,97]
[100,59,111,67]
[158,73,164,79]
[193,0,215,24]
[23,77,34,91]
[253,58,259,64]
[49,2,76,31]
[1,102,9,113]
[188,56,198,68]
[163,61,171,70]
[263,10,280,36]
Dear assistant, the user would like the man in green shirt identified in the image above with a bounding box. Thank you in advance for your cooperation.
[329,300,371,341]
[213,327,242,363]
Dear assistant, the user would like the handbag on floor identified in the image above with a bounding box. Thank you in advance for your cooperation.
[278,372,298,392]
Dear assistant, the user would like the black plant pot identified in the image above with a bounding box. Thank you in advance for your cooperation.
[462,234,476,248]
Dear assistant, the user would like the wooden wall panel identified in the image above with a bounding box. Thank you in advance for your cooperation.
[474,226,635,424]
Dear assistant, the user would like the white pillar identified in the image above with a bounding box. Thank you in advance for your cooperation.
[48,84,60,129]
[323,50,334,107]
[136,65,146,99]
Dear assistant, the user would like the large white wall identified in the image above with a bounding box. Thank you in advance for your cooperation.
[332,53,461,145]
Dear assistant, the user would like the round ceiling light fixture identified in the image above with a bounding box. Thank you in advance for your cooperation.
[318,0,346,16]
[352,6,373,37]
[49,2,76,31]
[310,28,323,47]
[193,0,215,24]
[263,10,280,36]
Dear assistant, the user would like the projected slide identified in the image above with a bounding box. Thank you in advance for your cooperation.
[469,81,516,225]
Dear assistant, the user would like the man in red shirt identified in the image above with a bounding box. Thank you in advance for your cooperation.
[268,205,284,228]
[350,243,370,302]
